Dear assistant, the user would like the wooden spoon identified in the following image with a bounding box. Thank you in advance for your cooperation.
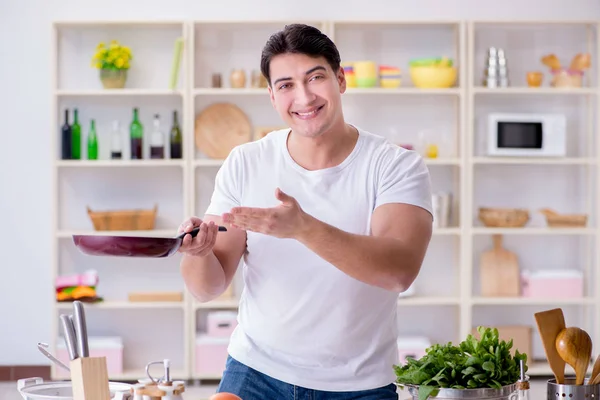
[535,308,566,384]
[589,355,600,384]
[555,327,592,385]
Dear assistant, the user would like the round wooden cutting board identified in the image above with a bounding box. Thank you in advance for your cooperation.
[194,103,252,159]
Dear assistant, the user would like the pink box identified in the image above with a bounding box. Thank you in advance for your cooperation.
[521,269,583,298]
[397,336,431,365]
[56,336,123,379]
[206,311,238,337]
[195,334,230,376]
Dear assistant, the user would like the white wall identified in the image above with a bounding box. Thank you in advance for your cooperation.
[1,0,599,365]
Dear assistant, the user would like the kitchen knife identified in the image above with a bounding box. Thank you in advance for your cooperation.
[59,314,78,360]
[72,301,89,358]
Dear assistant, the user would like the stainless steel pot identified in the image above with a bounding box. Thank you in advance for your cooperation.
[398,383,518,400]
[17,377,132,400]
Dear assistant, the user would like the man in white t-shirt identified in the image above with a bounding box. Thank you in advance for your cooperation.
[178,23,433,400]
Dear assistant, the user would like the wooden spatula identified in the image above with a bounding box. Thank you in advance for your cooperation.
[535,308,566,384]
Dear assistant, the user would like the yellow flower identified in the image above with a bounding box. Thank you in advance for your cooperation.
[96,42,105,50]
[115,58,124,68]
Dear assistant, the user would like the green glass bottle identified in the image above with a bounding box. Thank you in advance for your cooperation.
[71,108,81,160]
[87,119,98,160]
[130,108,144,159]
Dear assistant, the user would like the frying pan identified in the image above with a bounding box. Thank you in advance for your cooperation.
[72,226,227,258]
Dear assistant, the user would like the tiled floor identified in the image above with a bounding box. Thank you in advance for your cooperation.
[4,378,548,399]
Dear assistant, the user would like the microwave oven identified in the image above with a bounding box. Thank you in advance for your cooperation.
[486,113,567,157]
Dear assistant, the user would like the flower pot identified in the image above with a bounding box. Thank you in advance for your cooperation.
[100,68,127,89]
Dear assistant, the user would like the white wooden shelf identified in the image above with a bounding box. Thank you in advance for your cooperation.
[56,301,185,309]
[56,89,184,97]
[50,18,600,383]
[472,157,596,165]
[471,227,596,235]
[472,87,597,95]
[55,160,185,168]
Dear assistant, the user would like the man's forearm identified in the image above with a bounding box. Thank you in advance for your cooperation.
[296,216,421,292]
[180,252,227,302]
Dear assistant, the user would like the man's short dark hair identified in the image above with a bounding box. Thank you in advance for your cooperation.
[260,24,342,87]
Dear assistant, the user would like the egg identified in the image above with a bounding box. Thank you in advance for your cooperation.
[208,393,243,400]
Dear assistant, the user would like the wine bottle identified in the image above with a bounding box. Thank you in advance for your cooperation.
[150,114,165,159]
[170,110,182,159]
[87,119,98,160]
[61,109,71,159]
[130,108,144,159]
[110,120,122,159]
[71,108,81,160]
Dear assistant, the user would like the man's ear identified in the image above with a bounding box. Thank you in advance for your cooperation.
[268,85,275,109]
[337,67,347,93]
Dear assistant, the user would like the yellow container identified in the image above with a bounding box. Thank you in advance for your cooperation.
[379,66,401,88]
[354,61,378,87]
[409,66,457,88]
[342,62,357,88]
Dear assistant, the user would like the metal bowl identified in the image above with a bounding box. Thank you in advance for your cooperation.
[18,378,132,400]
[397,383,518,400]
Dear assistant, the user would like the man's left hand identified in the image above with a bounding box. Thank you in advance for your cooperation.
[222,188,311,239]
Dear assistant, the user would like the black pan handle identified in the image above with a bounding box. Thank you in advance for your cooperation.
[177,225,227,239]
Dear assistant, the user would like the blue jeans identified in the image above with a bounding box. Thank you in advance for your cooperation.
[217,355,399,400]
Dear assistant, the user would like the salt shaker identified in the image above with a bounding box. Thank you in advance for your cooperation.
[516,359,530,400]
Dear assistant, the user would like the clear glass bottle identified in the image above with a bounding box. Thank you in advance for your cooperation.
[150,114,165,159]
[110,120,122,160]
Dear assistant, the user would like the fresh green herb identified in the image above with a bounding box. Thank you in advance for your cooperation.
[394,326,528,400]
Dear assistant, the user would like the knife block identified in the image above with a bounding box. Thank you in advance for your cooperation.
[70,356,111,400]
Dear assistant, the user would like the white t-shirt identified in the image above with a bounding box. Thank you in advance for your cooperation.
[205,126,433,392]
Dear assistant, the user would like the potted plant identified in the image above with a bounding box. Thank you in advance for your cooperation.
[91,40,133,89]
[394,326,528,400]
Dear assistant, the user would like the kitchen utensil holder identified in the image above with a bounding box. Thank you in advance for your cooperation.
[70,356,111,400]
[547,378,600,399]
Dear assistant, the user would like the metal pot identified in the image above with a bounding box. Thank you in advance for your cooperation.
[399,383,518,400]
[18,377,132,400]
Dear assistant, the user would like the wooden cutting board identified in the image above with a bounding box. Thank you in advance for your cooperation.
[194,103,252,159]
[480,234,520,296]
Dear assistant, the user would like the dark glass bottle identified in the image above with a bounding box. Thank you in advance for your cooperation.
[71,108,81,160]
[170,110,182,159]
[61,109,71,159]
[130,108,144,159]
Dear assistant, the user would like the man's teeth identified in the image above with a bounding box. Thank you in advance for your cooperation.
[297,109,318,116]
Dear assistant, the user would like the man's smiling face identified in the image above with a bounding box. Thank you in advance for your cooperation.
[268,52,347,139]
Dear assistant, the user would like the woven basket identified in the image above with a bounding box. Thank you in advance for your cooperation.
[539,208,588,227]
[478,207,530,228]
[87,205,158,231]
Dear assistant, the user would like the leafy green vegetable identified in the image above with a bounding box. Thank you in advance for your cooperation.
[394,326,528,400]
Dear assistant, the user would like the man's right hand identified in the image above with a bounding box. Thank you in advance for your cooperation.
[178,217,220,257]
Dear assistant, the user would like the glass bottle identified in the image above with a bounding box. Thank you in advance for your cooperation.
[169,110,182,159]
[61,109,71,160]
[71,108,81,160]
[87,119,98,160]
[130,108,144,159]
[150,114,165,159]
[110,120,122,160]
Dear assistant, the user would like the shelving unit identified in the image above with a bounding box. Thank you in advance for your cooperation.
[50,18,599,382]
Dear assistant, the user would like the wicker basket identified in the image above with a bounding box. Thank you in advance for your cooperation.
[478,207,530,228]
[539,208,588,228]
[87,205,158,231]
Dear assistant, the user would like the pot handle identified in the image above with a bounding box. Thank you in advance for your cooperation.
[508,391,519,400]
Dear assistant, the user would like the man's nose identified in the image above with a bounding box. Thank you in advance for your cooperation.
[294,84,317,106]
